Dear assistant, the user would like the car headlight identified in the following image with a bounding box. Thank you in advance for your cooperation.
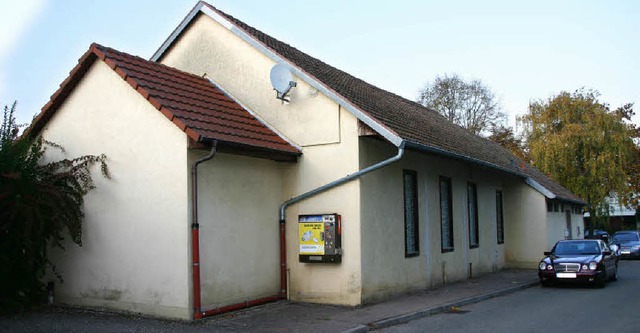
[589,262,597,270]
[539,262,547,270]
[581,264,588,271]
[632,245,640,250]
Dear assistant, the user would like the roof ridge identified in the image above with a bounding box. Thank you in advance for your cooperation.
[95,44,212,86]
[162,2,583,203]
[203,3,439,117]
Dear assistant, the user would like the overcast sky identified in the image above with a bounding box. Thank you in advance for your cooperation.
[1,0,638,128]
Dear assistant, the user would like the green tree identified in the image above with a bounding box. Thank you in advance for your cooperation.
[417,73,507,136]
[520,89,637,222]
[0,102,108,313]
[615,103,640,210]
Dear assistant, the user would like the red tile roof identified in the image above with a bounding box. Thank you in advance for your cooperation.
[184,2,584,204]
[28,43,300,160]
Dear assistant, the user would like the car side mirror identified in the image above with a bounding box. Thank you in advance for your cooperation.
[544,251,551,255]
[602,251,612,256]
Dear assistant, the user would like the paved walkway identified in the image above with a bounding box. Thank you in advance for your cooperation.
[0,269,538,333]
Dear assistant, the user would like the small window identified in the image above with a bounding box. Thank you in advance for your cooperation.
[496,190,504,244]
[467,182,479,248]
[403,170,419,257]
[553,202,559,212]
[440,177,454,252]
[546,200,552,212]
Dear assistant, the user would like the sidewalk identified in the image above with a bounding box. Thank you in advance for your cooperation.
[0,269,538,333]
[201,268,539,333]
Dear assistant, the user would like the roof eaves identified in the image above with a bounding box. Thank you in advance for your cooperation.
[405,140,528,179]
[525,178,556,200]
[204,76,302,153]
[151,1,205,61]
[150,2,403,148]
[94,45,202,143]
[25,44,100,138]
[409,140,585,204]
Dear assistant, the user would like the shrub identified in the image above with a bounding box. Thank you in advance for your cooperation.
[0,102,108,313]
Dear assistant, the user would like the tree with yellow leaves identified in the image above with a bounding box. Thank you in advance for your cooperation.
[520,88,637,224]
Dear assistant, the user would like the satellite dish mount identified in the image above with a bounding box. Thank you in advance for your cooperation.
[270,63,297,102]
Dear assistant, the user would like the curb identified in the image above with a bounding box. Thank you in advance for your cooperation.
[340,280,539,333]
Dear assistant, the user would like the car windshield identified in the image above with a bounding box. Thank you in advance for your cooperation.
[554,241,600,255]
[613,233,640,242]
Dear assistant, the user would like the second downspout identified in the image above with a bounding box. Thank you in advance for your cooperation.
[191,140,284,319]
[191,140,218,320]
[278,141,406,297]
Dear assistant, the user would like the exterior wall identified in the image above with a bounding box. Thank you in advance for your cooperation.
[280,109,361,305]
[193,151,284,308]
[160,14,363,306]
[546,207,585,248]
[503,185,547,268]
[569,211,585,239]
[546,211,566,248]
[160,14,339,147]
[359,139,508,303]
[42,61,191,319]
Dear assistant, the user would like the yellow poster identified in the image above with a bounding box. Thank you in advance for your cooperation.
[299,222,324,255]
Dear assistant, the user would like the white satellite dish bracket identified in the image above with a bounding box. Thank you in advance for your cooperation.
[275,81,297,102]
[270,64,297,102]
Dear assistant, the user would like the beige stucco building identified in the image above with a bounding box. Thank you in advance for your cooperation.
[32,1,585,320]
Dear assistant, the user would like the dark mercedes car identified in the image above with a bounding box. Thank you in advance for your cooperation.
[612,231,640,259]
[538,239,618,287]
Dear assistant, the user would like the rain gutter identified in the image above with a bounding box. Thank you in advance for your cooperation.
[277,141,406,297]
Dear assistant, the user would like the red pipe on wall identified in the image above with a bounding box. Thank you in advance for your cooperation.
[191,142,217,320]
[192,227,203,320]
[279,220,287,297]
[191,141,283,320]
[201,295,282,317]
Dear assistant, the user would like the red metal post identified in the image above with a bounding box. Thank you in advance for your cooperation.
[201,295,281,318]
[192,227,202,320]
[279,220,287,298]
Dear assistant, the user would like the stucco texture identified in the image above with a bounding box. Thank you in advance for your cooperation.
[43,61,191,319]
[358,138,511,303]
[160,14,364,306]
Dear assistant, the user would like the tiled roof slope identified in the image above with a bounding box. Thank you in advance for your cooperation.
[29,43,300,159]
[200,2,583,204]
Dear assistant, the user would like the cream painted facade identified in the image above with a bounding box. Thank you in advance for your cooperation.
[38,4,586,320]
[192,151,284,308]
[43,61,192,319]
[159,13,364,306]
[504,186,585,268]
[359,139,512,302]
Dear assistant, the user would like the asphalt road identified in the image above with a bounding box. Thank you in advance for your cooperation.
[380,260,640,333]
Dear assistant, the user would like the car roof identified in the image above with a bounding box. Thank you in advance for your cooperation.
[557,239,599,243]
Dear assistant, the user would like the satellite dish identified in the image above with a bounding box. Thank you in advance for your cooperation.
[270,63,297,101]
